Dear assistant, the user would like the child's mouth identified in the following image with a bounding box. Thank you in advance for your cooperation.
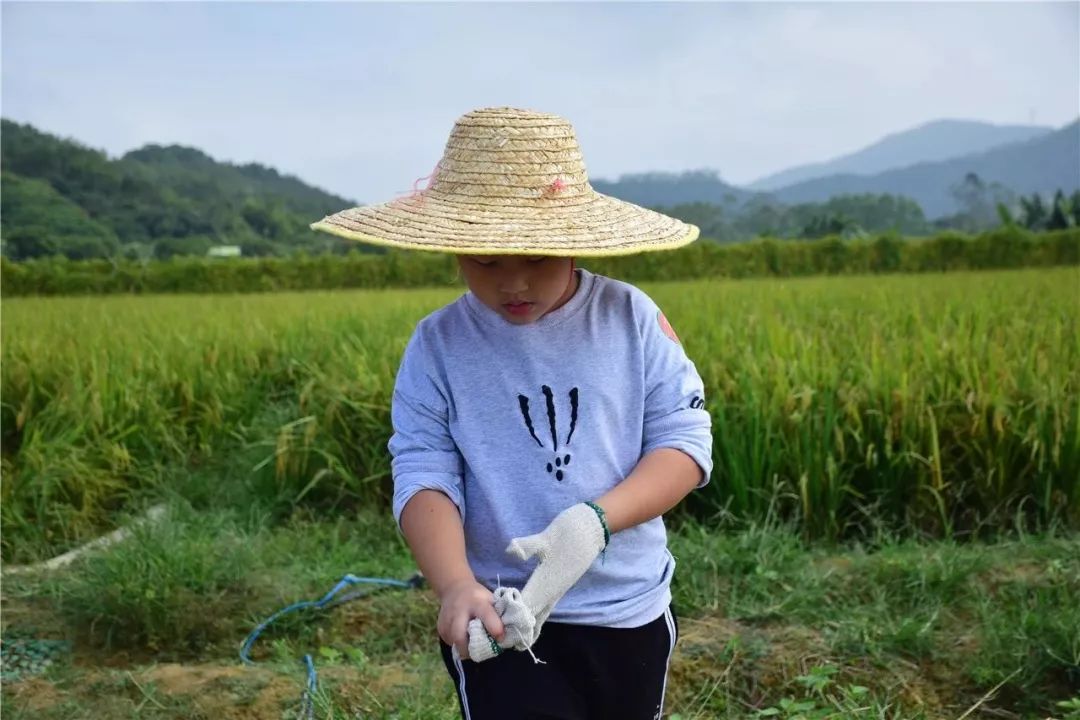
[504,302,534,316]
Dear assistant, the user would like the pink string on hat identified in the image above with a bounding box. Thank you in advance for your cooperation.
[544,178,567,196]
[394,162,440,208]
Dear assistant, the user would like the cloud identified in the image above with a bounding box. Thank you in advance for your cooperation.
[2,2,1076,202]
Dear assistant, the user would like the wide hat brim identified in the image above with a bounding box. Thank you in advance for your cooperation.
[309,107,700,257]
[310,191,699,257]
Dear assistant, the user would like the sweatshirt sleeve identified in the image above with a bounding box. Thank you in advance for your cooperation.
[387,326,465,528]
[638,295,714,488]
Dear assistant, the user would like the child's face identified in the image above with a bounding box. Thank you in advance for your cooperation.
[457,255,578,325]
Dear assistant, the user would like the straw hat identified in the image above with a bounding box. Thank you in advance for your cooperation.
[309,107,699,257]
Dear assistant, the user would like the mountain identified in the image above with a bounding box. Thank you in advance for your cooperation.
[591,170,752,208]
[767,120,1080,218]
[0,119,362,260]
[749,119,1052,191]
[3,116,1074,261]
[0,171,120,259]
[121,144,348,219]
[590,120,1077,221]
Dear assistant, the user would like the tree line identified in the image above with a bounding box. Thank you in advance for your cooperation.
[3,226,1075,297]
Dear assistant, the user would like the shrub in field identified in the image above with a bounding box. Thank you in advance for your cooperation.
[41,505,260,653]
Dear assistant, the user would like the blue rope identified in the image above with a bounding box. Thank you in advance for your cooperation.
[240,573,423,719]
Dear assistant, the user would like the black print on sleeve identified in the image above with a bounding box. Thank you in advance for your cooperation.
[516,385,579,482]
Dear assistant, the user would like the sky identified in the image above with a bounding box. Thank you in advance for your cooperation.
[2,1,1077,205]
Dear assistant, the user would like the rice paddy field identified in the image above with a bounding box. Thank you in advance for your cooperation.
[1,267,1079,718]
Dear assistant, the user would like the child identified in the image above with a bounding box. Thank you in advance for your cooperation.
[311,107,713,720]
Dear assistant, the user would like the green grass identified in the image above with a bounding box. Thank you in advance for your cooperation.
[2,497,1077,719]
[3,269,1078,561]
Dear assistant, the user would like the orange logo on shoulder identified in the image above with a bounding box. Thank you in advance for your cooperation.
[657,311,681,345]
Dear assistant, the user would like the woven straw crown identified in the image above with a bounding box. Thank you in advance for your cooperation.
[310,107,700,257]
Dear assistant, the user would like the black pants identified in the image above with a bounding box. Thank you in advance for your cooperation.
[440,606,678,720]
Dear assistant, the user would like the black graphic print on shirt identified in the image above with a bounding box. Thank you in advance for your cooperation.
[517,386,578,481]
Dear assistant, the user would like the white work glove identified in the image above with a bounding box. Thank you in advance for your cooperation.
[463,587,536,662]
[464,502,609,663]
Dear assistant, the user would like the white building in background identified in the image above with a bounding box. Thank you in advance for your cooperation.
[207,245,242,258]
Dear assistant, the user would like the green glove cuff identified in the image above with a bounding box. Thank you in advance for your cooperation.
[583,501,610,548]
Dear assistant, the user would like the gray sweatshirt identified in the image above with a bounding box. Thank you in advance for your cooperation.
[388,268,713,628]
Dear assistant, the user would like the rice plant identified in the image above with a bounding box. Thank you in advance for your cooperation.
[2,268,1076,560]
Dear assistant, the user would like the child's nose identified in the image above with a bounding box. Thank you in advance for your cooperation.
[498,272,529,295]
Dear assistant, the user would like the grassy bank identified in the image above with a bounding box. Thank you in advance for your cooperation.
[1,499,1077,719]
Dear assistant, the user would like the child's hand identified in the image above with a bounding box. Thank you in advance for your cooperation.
[438,578,505,659]
[465,586,538,662]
